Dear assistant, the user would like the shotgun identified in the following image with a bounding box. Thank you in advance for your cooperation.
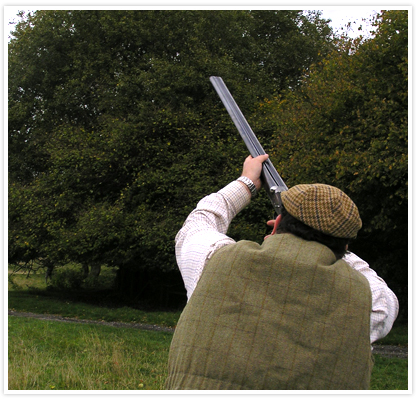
[210,76,288,215]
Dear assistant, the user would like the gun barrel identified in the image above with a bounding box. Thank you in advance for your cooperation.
[210,76,287,214]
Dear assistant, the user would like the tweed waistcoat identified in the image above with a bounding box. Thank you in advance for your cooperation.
[165,234,373,390]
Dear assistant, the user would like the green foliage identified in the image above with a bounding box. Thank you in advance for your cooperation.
[8,9,407,315]
[49,268,84,291]
[83,269,115,290]
[8,274,20,291]
[254,10,408,318]
[8,10,334,303]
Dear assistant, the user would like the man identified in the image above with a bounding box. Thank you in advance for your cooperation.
[165,155,399,390]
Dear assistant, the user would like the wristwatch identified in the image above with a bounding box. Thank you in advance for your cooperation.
[237,176,257,198]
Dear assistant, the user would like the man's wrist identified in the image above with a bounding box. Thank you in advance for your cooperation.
[237,176,257,198]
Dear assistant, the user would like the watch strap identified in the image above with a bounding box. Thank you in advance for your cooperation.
[237,176,257,198]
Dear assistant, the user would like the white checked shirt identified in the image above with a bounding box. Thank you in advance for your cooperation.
[175,180,399,344]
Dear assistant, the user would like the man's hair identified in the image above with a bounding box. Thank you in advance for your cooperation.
[275,206,351,260]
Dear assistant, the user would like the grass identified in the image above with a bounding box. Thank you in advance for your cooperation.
[371,355,408,390]
[8,316,172,390]
[370,323,408,390]
[7,266,409,391]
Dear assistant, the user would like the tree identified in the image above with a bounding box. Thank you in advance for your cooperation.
[8,10,334,306]
[254,10,408,319]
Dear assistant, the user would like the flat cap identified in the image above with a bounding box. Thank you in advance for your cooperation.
[280,184,362,239]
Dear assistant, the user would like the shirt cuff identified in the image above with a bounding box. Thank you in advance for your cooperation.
[218,180,252,214]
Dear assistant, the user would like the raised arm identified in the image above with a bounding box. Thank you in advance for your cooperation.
[175,155,268,300]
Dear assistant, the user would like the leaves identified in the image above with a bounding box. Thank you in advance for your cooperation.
[11,10,379,303]
[253,11,408,303]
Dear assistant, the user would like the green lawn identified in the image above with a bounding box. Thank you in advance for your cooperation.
[8,315,408,391]
[8,316,172,390]
[8,268,408,391]
[371,355,408,390]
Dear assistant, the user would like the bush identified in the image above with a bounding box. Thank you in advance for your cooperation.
[83,267,116,291]
[49,269,84,291]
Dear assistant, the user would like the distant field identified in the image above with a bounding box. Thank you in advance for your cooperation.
[8,266,181,328]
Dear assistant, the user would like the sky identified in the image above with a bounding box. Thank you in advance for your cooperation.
[318,7,381,38]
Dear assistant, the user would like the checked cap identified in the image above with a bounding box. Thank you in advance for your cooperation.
[281,184,362,239]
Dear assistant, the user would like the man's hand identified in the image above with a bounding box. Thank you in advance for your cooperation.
[264,215,282,240]
[241,154,269,191]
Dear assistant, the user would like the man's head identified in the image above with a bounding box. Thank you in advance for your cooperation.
[281,183,362,239]
[276,184,362,259]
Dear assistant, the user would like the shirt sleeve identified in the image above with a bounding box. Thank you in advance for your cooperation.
[343,252,399,343]
[175,180,251,300]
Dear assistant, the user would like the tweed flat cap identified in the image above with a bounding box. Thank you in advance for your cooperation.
[281,184,362,239]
